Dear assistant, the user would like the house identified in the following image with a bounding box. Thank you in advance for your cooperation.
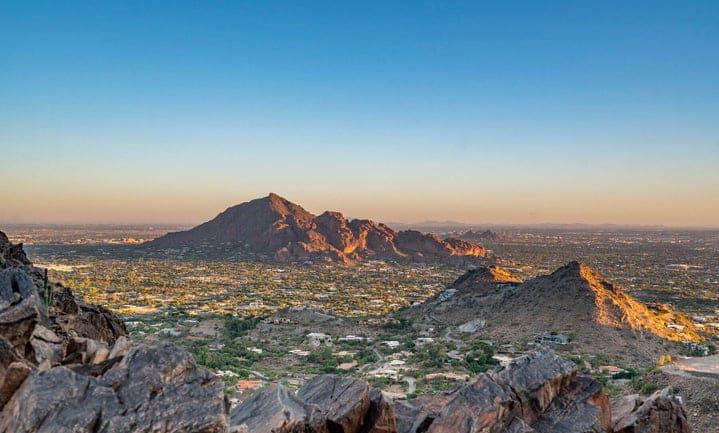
[307,332,332,347]
[438,288,457,301]
[383,340,400,349]
[235,380,263,390]
[535,333,570,345]
[338,335,366,342]
[598,365,627,377]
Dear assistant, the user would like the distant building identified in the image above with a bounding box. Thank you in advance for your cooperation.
[383,340,400,349]
[438,288,457,301]
[535,333,570,345]
[306,332,332,347]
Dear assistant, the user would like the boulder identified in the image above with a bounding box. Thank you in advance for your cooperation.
[71,303,128,346]
[297,375,373,433]
[395,394,454,433]
[0,335,33,409]
[29,325,63,367]
[0,268,48,357]
[532,375,611,433]
[612,387,691,433]
[231,375,397,433]
[108,335,133,359]
[492,348,577,424]
[426,349,578,433]
[0,342,230,433]
[230,383,327,433]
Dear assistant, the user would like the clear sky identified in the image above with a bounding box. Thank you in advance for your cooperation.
[1,1,718,226]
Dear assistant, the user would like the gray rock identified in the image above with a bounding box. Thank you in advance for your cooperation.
[426,349,577,433]
[612,387,691,433]
[0,268,48,358]
[297,375,372,433]
[231,375,398,433]
[29,325,63,366]
[230,383,327,433]
[0,335,33,409]
[532,375,611,433]
[0,342,229,433]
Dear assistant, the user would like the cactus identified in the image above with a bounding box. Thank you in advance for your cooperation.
[43,268,54,308]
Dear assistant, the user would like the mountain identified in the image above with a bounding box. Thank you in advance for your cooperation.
[146,193,489,264]
[459,229,506,242]
[407,261,703,365]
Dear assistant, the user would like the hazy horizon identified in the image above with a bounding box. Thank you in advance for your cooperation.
[2,2,718,227]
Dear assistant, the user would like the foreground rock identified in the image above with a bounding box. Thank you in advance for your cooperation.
[0,342,229,433]
[231,375,397,433]
[611,388,691,433]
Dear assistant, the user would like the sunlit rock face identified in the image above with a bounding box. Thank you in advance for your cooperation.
[146,193,488,265]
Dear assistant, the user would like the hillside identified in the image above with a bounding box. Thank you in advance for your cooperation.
[146,193,489,265]
[408,261,702,365]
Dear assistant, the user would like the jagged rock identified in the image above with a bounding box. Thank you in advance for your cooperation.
[532,375,611,433]
[365,387,398,433]
[230,383,327,433]
[612,387,691,433]
[426,373,518,433]
[492,349,577,424]
[29,325,63,366]
[108,335,133,359]
[297,375,373,433]
[64,336,109,364]
[0,342,229,433]
[426,349,577,433]
[0,336,33,409]
[0,232,29,268]
[231,375,397,433]
[0,268,47,357]
[71,303,128,346]
[395,394,454,433]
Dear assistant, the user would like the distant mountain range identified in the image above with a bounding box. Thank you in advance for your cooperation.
[145,193,489,265]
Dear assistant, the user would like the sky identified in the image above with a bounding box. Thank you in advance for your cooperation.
[1,1,718,226]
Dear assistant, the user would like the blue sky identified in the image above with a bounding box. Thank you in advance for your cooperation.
[1,1,718,225]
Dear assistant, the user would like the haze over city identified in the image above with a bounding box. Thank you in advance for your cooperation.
[2,2,718,226]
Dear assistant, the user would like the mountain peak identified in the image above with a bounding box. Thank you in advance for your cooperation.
[146,194,488,265]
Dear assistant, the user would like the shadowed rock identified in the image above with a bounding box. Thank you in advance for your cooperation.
[611,387,691,433]
[230,383,327,433]
[231,375,397,433]
[532,375,611,433]
[0,342,229,433]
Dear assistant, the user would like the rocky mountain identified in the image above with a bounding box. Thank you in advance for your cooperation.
[459,229,506,242]
[0,232,693,432]
[408,261,703,365]
[145,193,488,265]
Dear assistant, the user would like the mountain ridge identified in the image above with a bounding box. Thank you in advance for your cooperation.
[146,194,489,265]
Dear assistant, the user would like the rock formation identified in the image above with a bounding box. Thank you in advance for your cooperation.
[0,233,229,432]
[230,375,396,433]
[145,194,488,265]
[230,350,691,433]
[409,261,703,365]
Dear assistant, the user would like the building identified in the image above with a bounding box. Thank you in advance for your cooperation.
[306,332,332,347]
[535,333,570,345]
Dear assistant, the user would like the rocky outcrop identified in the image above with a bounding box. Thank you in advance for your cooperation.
[146,194,489,265]
[231,375,397,433]
[611,388,691,433]
[0,342,230,433]
[0,231,30,268]
[422,349,595,433]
